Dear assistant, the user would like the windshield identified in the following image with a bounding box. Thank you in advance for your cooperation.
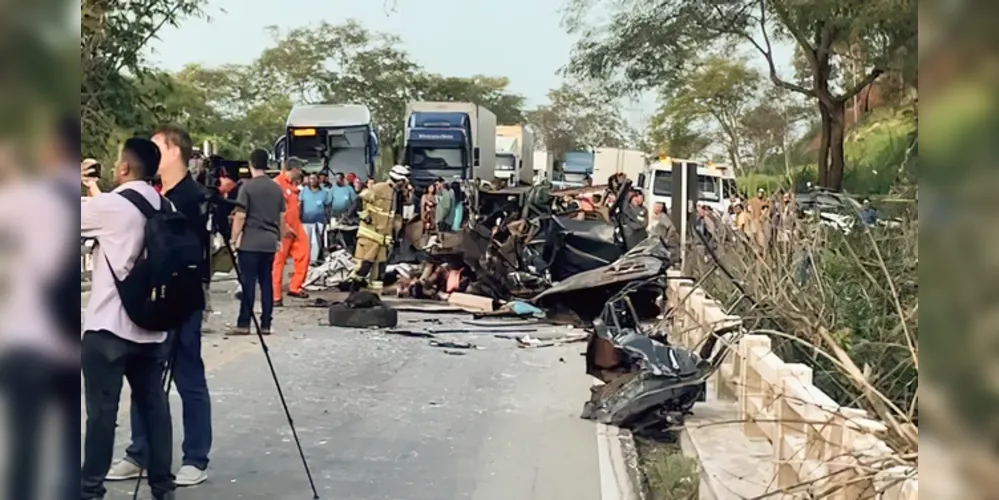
[286,127,370,172]
[652,170,673,196]
[698,175,720,201]
[496,155,516,171]
[410,147,464,169]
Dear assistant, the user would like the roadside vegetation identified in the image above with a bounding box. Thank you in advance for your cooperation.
[636,440,698,500]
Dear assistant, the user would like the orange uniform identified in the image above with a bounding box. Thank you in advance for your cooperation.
[272,174,310,301]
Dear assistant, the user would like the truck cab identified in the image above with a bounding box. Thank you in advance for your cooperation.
[560,150,595,184]
[643,158,739,215]
[495,136,519,187]
[403,102,497,192]
[273,104,379,180]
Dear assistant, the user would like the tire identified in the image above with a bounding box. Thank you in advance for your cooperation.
[328,304,399,328]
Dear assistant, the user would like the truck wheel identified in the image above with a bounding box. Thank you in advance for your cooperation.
[328,304,399,328]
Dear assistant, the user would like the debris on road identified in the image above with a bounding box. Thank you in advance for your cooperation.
[515,333,588,349]
[429,340,478,350]
[385,329,437,339]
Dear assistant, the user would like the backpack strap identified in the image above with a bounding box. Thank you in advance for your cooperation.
[117,188,165,218]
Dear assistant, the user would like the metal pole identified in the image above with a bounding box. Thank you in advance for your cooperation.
[679,164,689,267]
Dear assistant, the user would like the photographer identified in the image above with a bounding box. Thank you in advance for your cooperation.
[228,149,286,335]
[105,125,213,488]
[80,138,176,500]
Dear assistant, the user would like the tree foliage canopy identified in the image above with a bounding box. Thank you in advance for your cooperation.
[526,82,631,164]
[563,0,917,190]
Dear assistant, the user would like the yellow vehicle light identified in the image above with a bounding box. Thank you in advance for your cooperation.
[292,128,317,137]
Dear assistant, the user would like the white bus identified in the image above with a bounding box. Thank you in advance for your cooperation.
[643,158,739,215]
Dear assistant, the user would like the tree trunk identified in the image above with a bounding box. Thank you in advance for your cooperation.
[817,102,832,187]
[827,100,847,191]
[783,132,792,184]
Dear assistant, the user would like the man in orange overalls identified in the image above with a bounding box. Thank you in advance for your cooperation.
[272,158,310,306]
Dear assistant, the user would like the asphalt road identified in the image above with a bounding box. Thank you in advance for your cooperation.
[98,290,604,500]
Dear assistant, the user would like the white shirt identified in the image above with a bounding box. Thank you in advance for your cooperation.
[81,180,168,344]
[0,176,78,363]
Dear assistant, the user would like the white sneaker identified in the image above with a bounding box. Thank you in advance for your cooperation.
[105,459,144,481]
[175,465,208,487]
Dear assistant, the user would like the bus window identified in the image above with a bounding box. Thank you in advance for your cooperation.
[652,170,673,196]
[697,175,720,201]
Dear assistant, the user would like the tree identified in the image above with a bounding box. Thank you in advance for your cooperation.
[741,86,812,177]
[657,56,761,172]
[643,108,712,159]
[82,0,207,160]
[564,0,917,190]
[526,82,631,164]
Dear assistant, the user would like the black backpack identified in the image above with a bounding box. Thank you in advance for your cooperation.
[106,189,204,331]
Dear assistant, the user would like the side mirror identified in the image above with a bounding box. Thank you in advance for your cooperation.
[473,147,481,166]
[636,173,646,189]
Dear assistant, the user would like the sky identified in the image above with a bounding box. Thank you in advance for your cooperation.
[149,0,795,131]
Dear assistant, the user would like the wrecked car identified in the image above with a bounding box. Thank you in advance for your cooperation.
[579,278,710,438]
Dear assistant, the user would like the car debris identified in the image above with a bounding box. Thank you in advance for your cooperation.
[515,333,588,349]
[578,274,722,439]
[532,236,673,324]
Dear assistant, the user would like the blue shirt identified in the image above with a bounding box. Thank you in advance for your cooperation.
[300,187,329,224]
[329,185,356,214]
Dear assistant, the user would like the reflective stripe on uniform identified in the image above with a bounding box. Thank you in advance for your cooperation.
[357,225,386,244]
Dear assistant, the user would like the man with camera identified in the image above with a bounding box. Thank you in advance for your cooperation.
[105,125,214,488]
[80,137,178,500]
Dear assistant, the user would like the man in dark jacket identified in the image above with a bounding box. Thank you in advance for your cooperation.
[620,190,649,249]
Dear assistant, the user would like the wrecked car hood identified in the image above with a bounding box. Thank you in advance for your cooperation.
[532,236,673,322]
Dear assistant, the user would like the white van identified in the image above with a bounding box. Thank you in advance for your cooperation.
[643,158,739,215]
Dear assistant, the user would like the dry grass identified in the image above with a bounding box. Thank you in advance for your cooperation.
[684,200,918,456]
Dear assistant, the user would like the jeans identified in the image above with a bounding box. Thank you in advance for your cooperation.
[82,330,174,499]
[237,250,276,329]
[0,351,78,500]
[125,310,212,472]
[303,222,325,263]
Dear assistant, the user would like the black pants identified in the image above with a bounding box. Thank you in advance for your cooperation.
[356,260,387,280]
[237,250,276,329]
[0,351,78,500]
[81,330,174,499]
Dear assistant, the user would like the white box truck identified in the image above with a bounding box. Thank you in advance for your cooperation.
[533,150,554,182]
[593,147,647,184]
[402,101,497,190]
[495,124,535,186]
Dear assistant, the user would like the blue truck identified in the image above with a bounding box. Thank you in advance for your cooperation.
[560,150,596,186]
[272,104,379,180]
[402,101,497,191]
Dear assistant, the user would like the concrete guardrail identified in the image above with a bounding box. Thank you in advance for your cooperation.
[664,269,917,500]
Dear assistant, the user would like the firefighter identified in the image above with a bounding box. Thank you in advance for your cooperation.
[350,165,410,291]
[272,158,310,305]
